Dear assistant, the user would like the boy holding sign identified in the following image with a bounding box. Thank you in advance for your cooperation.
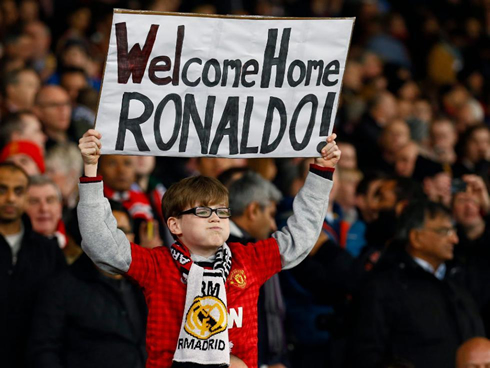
[77,129,340,368]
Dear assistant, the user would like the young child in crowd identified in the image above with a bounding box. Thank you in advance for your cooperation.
[77,129,340,368]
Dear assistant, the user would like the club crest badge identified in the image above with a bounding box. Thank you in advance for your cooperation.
[184,296,228,339]
[228,269,247,289]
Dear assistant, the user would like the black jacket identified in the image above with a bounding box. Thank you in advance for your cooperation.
[0,216,66,368]
[349,249,485,368]
[28,253,147,368]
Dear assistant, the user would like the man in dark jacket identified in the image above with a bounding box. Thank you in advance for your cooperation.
[349,200,485,368]
[28,201,147,368]
[0,163,66,368]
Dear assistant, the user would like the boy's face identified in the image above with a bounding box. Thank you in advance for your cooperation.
[168,202,230,257]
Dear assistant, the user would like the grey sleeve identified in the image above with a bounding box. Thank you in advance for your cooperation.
[77,181,132,274]
[272,171,332,270]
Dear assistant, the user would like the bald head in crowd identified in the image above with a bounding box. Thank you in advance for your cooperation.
[456,337,490,368]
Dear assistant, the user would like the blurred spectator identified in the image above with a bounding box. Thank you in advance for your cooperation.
[0,111,46,152]
[60,67,88,104]
[395,141,418,177]
[0,140,45,176]
[361,176,425,271]
[18,0,40,23]
[456,337,490,368]
[227,171,288,368]
[378,119,411,172]
[452,175,490,258]
[0,163,65,368]
[247,158,278,181]
[337,142,357,170]
[25,175,65,249]
[50,39,101,91]
[350,200,484,368]
[353,91,398,171]
[355,171,386,224]
[28,200,147,368]
[2,32,33,70]
[22,21,56,82]
[415,161,452,208]
[33,85,72,149]
[336,167,366,257]
[59,67,96,128]
[133,155,171,247]
[429,117,458,166]
[1,67,40,115]
[44,143,82,215]
[453,124,490,181]
[98,154,160,247]
[455,98,485,133]
[194,157,246,178]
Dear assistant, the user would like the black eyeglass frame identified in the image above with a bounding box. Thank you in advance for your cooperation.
[178,206,232,219]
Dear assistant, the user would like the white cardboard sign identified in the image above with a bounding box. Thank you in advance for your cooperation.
[96,10,354,157]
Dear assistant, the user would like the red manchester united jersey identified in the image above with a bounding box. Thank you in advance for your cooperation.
[126,238,282,368]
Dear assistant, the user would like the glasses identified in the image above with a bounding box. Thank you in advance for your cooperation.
[37,101,71,109]
[179,206,231,219]
[423,227,457,237]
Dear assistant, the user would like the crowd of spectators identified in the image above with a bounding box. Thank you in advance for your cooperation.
[1,0,490,367]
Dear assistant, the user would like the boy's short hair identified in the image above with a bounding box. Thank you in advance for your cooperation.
[162,175,229,221]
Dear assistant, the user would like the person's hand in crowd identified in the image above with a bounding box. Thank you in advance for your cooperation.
[463,174,490,214]
[138,220,163,249]
[230,354,248,368]
[315,133,341,168]
[79,129,102,177]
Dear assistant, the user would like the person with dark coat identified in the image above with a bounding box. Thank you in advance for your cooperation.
[349,200,485,368]
[0,163,66,368]
[28,201,147,368]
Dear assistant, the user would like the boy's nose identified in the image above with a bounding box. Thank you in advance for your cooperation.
[209,211,220,221]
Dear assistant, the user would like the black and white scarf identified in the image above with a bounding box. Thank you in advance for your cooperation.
[171,242,232,367]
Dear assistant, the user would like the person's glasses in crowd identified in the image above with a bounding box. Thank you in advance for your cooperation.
[422,227,456,237]
[37,101,71,109]
[179,206,231,219]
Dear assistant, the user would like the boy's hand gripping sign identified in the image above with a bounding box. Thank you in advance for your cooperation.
[96,9,354,157]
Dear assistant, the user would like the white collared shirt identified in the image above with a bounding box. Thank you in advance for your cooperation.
[412,257,446,280]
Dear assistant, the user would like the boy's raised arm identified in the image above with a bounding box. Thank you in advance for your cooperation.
[77,129,132,274]
[273,134,340,270]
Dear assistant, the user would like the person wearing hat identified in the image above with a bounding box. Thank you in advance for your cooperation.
[0,140,45,176]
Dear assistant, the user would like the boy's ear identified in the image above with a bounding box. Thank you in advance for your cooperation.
[167,217,182,237]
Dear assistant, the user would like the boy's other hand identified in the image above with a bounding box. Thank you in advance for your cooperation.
[79,129,102,177]
[315,133,341,168]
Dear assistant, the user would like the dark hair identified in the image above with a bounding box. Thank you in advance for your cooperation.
[0,162,30,185]
[390,176,425,203]
[0,110,37,149]
[395,199,451,244]
[217,167,248,188]
[457,124,490,158]
[60,66,88,79]
[108,199,134,231]
[356,170,388,196]
[1,67,39,95]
